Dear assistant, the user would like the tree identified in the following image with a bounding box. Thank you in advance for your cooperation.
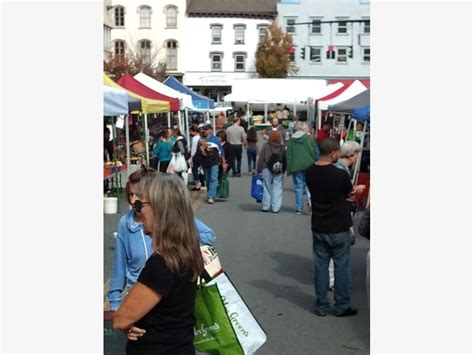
[104,39,167,82]
[256,22,298,78]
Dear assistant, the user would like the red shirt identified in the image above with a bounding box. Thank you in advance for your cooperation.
[317,130,330,145]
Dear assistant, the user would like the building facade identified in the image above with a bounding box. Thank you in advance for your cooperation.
[183,0,277,102]
[277,0,370,79]
[104,0,114,62]
[109,0,187,79]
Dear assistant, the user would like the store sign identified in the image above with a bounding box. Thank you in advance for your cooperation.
[198,74,229,85]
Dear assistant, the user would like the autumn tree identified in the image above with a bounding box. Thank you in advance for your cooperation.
[104,39,167,82]
[256,22,298,78]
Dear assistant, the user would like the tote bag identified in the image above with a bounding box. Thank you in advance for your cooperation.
[217,172,230,199]
[250,175,263,203]
[207,273,267,355]
[193,283,243,354]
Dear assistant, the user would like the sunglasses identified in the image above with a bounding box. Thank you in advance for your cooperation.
[133,200,151,213]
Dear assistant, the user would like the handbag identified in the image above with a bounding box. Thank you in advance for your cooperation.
[251,175,263,203]
[194,282,242,354]
[206,273,267,355]
[217,172,230,199]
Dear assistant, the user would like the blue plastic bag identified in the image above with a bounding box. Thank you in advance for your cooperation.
[251,175,263,203]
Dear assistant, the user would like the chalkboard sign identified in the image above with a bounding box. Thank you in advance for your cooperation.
[104,311,127,355]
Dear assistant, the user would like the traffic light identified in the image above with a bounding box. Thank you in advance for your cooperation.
[300,47,306,60]
[289,47,295,61]
[326,45,335,59]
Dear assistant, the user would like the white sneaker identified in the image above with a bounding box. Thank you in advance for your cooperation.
[207,198,214,204]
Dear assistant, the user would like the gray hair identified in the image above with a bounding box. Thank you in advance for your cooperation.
[340,141,361,158]
[295,121,310,133]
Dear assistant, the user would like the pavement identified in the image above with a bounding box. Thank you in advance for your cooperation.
[104,154,370,355]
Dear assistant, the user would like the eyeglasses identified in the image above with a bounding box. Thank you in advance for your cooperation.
[133,200,151,213]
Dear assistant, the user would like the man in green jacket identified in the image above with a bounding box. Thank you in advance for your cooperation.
[287,121,317,214]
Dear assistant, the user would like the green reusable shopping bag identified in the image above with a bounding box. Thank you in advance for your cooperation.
[193,284,243,354]
[217,172,230,199]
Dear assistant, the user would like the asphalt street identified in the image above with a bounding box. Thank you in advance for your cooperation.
[104,154,370,355]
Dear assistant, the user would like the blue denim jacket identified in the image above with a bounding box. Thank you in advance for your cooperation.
[106,210,216,310]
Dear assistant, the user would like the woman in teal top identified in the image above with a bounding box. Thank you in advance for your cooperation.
[152,130,172,173]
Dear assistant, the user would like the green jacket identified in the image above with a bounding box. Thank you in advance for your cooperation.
[286,132,317,174]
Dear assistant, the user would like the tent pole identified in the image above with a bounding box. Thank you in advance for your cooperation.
[264,103,268,123]
[352,120,367,185]
[125,114,131,180]
[185,108,189,138]
[212,112,216,135]
[317,107,322,130]
[144,113,150,166]
[167,112,171,128]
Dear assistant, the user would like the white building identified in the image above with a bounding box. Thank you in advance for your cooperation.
[183,0,277,102]
[277,0,370,79]
[104,0,114,62]
[109,0,187,79]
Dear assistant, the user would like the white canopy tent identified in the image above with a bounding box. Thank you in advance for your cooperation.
[224,78,343,105]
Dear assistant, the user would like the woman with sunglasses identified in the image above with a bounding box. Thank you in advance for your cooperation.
[106,166,216,312]
[113,174,204,355]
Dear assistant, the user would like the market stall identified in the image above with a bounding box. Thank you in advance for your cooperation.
[104,73,170,191]
[328,88,371,208]
[224,78,343,129]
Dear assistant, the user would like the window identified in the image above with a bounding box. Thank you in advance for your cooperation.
[139,40,152,65]
[114,6,125,27]
[310,47,322,62]
[114,40,126,57]
[104,25,111,51]
[257,25,268,42]
[139,6,151,28]
[165,5,177,28]
[233,52,246,71]
[166,40,178,70]
[211,24,222,44]
[210,52,223,71]
[286,18,296,34]
[337,48,348,63]
[337,20,348,34]
[363,48,370,62]
[234,25,245,44]
[363,20,370,34]
[310,18,322,34]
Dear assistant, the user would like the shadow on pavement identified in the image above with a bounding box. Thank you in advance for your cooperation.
[269,251,313,285]
[237,202,264,211]
[249,279,315,312]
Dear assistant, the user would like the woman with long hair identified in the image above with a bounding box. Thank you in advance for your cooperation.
[113,174,205,355]
[246,126,258,175]
[257,131,287,213]
[107,167,215,312]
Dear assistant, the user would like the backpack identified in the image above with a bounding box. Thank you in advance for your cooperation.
[173,138,190,160]
[267,149,284,174]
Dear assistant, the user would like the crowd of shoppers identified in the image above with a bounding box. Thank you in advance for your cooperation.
[106,114,369,354]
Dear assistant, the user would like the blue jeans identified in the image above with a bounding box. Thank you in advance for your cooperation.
[312,231,352,314]
[292,170,310,212]
[261,168,283,212]
[203,165,219,199]
[247,147,257,172]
